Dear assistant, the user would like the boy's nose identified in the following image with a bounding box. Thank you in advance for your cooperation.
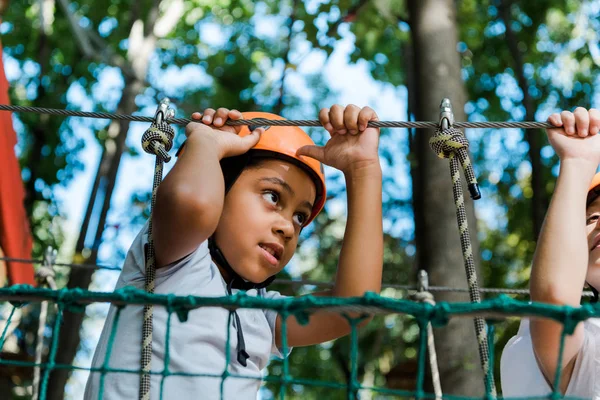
[273,215,294,239]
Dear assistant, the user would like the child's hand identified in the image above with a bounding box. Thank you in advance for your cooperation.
[297,105,380,175]
[185,108,263,159]
[546,107,600,166]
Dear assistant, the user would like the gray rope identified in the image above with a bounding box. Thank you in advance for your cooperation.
[0,256,122,271]
[1,257,594,297]
[411,271,442,399]
[32,247,58,400]
[0,104,555,129]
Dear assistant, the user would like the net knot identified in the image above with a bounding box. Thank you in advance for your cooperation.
[142,122,175,162]
[410,290,435,306]
[35,247,58,290]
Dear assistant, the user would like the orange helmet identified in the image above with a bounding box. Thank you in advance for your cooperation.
[588,172,600,206]
[177,111,326,225]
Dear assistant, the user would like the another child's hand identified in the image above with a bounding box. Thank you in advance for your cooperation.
[547,107,600,166]
[185,108,263,159]
[297,105,381,176]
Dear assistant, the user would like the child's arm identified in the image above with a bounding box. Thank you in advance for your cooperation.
[153,109,263,268]
[276,105,383,347]
[530,107,600,392]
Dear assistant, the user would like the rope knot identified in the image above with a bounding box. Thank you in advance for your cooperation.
[429,127,469,159]
[36,247,58,290]
[428,126,481,200]
[410,290,435,305]
[142,121,175,162]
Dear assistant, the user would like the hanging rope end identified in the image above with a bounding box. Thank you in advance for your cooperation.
[468,183,481,200]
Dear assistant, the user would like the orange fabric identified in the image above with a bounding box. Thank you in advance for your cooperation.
[0,40,34,285]
[237,112,326,224]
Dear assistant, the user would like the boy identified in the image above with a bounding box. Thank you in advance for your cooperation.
[84,104,383,399]
[501,107,600,397]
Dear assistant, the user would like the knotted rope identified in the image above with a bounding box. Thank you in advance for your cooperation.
[139,100,175,400]
[428,118,496,395]
[33,247,58,400]
[410,270,442,399]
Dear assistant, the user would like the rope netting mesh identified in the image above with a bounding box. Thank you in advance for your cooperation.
[0,286,598,399]
[0,99,588,399]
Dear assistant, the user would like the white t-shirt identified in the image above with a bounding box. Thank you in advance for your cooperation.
[84,222,289,400]
[501,318,600,398]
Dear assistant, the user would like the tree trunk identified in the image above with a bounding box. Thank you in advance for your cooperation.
[408,0,484,395]
[273,0,297,115]
[24,0,52,215]
[46,75,144,400]
[498,0,547,239]
[45,0,168,395]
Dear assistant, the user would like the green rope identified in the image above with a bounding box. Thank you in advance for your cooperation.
[1,285,599,326]
[220,312,233,399]
[552,312,572,398]
[39,302,64,400]
[0,285,596,399]
[280,312,290,399]
[0,305,17,353]
[485,321,497,399]
[159,307,173,399]
[347,316,363,400]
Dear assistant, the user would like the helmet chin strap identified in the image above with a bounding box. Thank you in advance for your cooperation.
[208,238,276,290]
[587,281,599,303]
[208,237,276,367]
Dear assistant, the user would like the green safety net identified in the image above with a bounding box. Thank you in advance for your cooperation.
[0,284,597,400]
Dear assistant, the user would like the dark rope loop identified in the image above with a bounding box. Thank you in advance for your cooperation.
[429,126,469,159]
[429,127,481,200]
[142,121,175,162]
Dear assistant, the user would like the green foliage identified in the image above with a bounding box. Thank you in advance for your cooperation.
[3,0,600,398]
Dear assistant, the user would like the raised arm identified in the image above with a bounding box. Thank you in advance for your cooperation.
[153,108,262,267]
[530,107,600,392]
[276,105,383,347]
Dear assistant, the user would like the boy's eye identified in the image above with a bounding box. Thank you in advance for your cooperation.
[262,191,279,205]
[293,212,308,227]
[587,214,600,225]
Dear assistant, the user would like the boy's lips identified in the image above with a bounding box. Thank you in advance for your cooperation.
[259,242,284,266]
[591,236,600,252]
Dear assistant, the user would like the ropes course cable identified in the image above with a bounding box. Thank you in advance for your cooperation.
[0,104,555,129]
[3,256,596,297]
[0,97,570,398]
[4,256,592,297]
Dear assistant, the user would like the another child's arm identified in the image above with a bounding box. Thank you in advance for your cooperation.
[153,109,263,268]
[276,105,383,347]
[530,107,600,392]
